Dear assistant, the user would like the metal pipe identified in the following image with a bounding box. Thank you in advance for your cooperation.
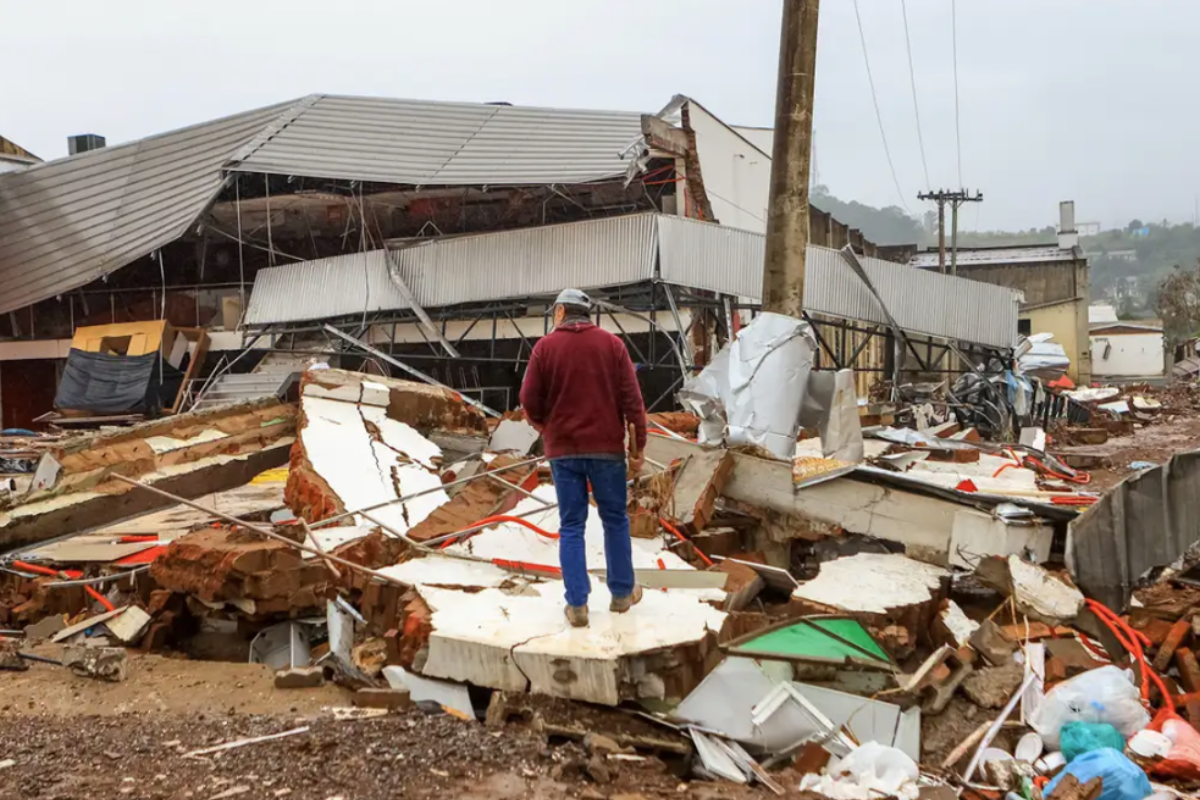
[323,324,500,418]
[309,456,543,529]
[44,567,153,588]
[111,476,410,588]
[485,473,552,506]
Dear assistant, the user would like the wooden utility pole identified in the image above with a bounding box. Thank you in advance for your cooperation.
[918,189,983,275]
[761,0,820,316]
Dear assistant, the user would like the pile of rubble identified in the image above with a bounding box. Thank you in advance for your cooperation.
[5,359,1200,799]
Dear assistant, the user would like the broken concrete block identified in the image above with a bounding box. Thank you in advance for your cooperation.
[790,553,949,660]
[23,613,67,643]
[275,666,326,689]
[353,688,412,710]
[62,645,128,682]
[666,448,733,532]
[969,619,1017,667]
[961,662,1025,709]
[976,555,1084,626]
[0,639,28,671]
[936,600,980,649]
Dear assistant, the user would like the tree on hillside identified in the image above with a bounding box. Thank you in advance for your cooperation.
[1157,262,1200,350]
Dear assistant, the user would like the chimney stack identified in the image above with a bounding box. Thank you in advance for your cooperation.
[68,134,106,155]
[1058,200,1078,250]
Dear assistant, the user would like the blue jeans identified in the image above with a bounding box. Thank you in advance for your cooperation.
[549,457,635,608]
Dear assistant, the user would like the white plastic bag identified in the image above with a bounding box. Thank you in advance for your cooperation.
[1031,665,1150,749]
[799,742,920,800]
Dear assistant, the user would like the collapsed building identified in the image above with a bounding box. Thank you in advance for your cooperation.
[9,90,1200,796]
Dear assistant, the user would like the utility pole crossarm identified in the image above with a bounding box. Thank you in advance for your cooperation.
[918,189,983,276]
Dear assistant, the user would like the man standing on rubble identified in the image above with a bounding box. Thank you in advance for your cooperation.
[520,288,648,628]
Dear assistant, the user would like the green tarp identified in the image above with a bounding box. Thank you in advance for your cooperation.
[730,617,889,664]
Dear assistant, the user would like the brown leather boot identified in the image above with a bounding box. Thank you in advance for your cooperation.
[609,585,643,613]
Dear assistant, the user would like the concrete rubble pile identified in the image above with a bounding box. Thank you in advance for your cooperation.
[6,363,1200,799]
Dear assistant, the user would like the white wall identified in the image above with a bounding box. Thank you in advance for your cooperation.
[688,103,771,233]
[1090,332,1165,377]
[731,126,775,157]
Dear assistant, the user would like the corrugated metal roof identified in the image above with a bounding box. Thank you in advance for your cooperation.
[243,250,408,326]
[229,95,645,186]
[657,215,1020,349]
[0,94,648,316]
[392,214,658,307]
[246,213,1019,349]
[908,245,1078,269]
[0,102,291,315]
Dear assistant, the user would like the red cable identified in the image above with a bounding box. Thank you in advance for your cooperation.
[1085,599,1173,711]
[439,514,561,549]
[13,561,116,613]
[659,518,714,567]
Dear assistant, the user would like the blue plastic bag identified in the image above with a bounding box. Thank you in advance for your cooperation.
[1061,722,1128,762]
[1044,748,1152,800]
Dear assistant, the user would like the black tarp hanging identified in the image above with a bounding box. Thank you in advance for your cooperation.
[54,349,184,416]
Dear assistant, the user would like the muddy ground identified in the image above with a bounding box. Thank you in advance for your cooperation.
[0,653,809,800]
[1054,413,1200,490]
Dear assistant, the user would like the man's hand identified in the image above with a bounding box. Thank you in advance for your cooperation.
[627,453,645,476]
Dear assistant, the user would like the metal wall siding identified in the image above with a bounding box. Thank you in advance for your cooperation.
[244,251,408,326]
[1069,449,1200,609]
[394,214,658,307]
[0,103,290,315]
[656,216,1019,348]
[230,95,644,186]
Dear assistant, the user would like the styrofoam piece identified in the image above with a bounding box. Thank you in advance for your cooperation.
[443,491,725,603]
[941,600,981,648]
[1034,751,1067,775]
[382,665,474,718]
[300,395,447,536]
[792,553,947,615]
[488,419,541,455]
[414,581,726,705]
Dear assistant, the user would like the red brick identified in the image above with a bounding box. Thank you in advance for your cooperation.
[1153,619,1192,673]
[1128,610,1176,646]
[1044,656,1068,684]
[1176,648,1200,694]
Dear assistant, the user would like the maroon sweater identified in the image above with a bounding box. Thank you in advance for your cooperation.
[520,321,647,460]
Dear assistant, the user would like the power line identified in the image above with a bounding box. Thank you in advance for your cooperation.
[951,0,963,186]
[852,0,910,213]
[900,0,931,189]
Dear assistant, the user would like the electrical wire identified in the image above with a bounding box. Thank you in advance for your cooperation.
[852,0,910,212]
[951,0,963,186]
[900,0,931,189]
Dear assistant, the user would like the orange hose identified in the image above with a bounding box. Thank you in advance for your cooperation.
[12,561,116,613]
[659,518,714,567]
[1086,599,1173,711]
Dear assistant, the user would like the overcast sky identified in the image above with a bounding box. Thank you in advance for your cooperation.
[4,1,1196,232]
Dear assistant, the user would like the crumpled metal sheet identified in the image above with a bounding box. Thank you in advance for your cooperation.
[680,312,816,460]
[1067,448,1200,609]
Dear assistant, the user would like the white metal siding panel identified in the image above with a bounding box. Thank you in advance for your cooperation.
[244,251,408,326]
[657,216,1019,348]
[230,95,644,186]
[394,214,658,307]
[0,102,290,315]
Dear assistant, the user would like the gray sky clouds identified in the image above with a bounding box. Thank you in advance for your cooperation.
[3,1,1196,232]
